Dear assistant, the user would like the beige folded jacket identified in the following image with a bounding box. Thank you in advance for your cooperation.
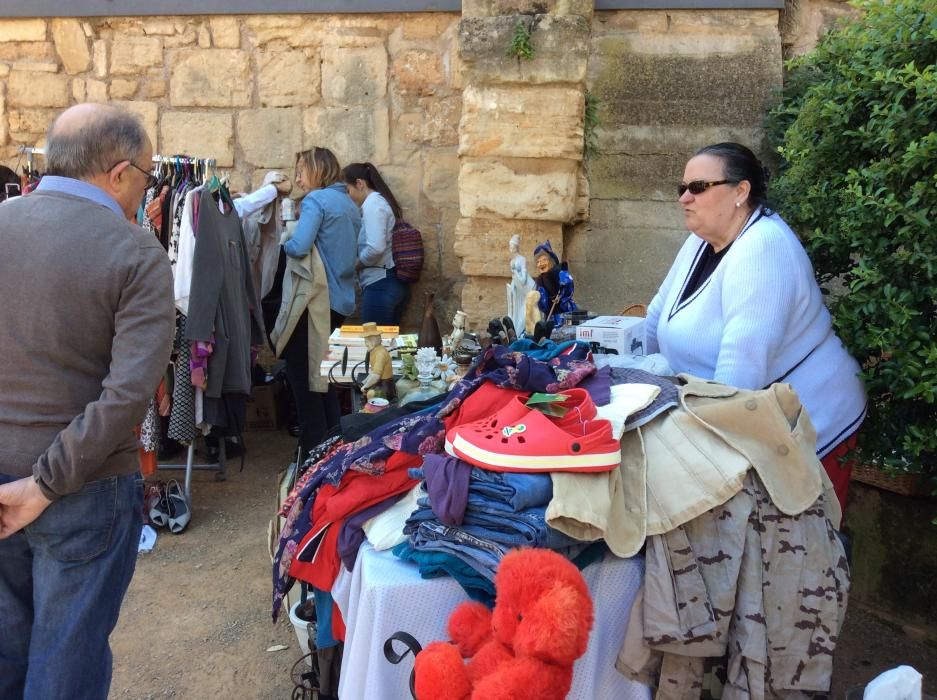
[270,242,331,394]
[547,375,841,556]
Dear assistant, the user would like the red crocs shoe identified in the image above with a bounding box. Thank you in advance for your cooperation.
[448,408,621,473]
[444,388,598,455]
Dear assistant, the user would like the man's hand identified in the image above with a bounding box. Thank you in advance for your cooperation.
[0,477,53,539]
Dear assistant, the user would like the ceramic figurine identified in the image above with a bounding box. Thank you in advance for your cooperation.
[533,240,577,326]
[506,234,535,333]
[450,310,467,353]
[360,322,396,400]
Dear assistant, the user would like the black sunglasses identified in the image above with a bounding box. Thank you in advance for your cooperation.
[678,179,733,197]
[108,160,158,190]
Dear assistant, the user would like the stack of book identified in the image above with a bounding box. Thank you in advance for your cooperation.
[319,325,403,382]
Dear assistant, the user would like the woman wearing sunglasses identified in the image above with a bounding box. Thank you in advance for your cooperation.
[645,142,866,514]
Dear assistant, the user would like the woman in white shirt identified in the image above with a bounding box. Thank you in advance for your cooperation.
[645,142,866,513]
[342,162,409,326]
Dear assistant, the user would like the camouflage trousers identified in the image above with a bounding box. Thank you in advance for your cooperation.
[616,471,849,699]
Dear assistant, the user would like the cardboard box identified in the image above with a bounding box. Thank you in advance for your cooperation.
[245,383,284,432]
[575,316,647,356]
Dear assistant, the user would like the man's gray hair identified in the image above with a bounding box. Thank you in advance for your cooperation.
[45,104,148,180]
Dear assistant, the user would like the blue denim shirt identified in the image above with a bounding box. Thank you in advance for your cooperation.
[283,182,361,317]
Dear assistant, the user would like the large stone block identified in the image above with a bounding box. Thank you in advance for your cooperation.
[258,49,320,107]
[110,36,163,75]
[454,217,563,277]
[14,62,58,73]
[302,106,389,166]
[459,275,517,330]
[564,200,689,314]
[375,155,422,222]
[321,46,387,107]
[459,157,579,222]
[595,124,763,161]
[209,17,241,49]
[112,100,159,153]
[459,15,589,85]
[436,205,463,283]
[50,19,90,74]
[390,111,423,161]
[93,40,107,77]
[591,10,669,36]
[589,33,782,128]
[459,85,583,160]
[0,20,46,43]
[170,49,251,107]
[141,79,167,99]
[164,29,198,49]
[463,0,593,18]
[244,16,304,47]
[140,19,182,36]
[238,108,303,168]
[8,109,58,142]
[587,124,765,201]
[161,111,234,166]
[423,95,461,147]
[110,79,138,100]
[422,149,459,205]
[0,42,56,63]
[86,79,108,102]
[71,77,86,102]
[391,50,444,96]
[197,26,211,49]
[399,14,459,41]
[7,70,69,109]
[588,151,686,201]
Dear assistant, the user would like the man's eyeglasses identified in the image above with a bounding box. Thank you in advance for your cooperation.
[108,160,158,190]
[677,179,732,197]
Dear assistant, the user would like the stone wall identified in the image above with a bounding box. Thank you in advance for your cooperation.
[568,9,784,316]
[0,14,462,329]
[0,4,855,332]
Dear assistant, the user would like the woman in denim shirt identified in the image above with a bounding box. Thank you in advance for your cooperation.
[281,147,360,457]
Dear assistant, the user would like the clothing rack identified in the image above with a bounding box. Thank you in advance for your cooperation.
[19,145,218,168]
[148,153,228,500]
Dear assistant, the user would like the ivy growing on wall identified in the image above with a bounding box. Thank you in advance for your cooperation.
[583,91,601,160]
[507,18,534,61]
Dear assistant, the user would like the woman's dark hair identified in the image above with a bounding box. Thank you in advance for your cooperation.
[341,162,402,220]
[695,142,772,213]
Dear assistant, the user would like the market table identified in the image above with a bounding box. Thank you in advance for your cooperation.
[332,543,651,700]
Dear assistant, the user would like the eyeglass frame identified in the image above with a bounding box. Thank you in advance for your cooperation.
[677,179,735,197]
[107,159,158,190]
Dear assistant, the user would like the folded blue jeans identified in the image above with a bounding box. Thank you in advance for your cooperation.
[0,472,143,700]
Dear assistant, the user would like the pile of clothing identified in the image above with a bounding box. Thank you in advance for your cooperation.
[270,341,850,698]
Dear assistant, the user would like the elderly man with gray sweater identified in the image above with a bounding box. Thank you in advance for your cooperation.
[0,104,174,700]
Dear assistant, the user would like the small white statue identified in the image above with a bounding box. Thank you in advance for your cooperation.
[450,310,467,353]
[506,234,535,333]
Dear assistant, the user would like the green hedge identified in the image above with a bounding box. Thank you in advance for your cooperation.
[764,0,937,478]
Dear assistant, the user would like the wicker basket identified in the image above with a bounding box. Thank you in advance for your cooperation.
[850,464,934,497]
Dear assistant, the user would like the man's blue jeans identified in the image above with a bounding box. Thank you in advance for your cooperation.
[0,472,143,700]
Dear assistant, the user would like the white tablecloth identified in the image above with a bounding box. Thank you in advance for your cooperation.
[333,543,651,700]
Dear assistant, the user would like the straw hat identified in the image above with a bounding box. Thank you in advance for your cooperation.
[362,322,382,338]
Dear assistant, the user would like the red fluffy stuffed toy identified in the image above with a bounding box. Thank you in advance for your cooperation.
[413,548,595,700]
